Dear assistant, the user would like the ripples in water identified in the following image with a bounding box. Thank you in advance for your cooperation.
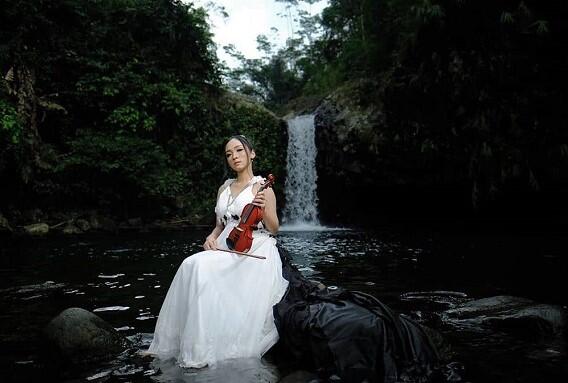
[1,228,567,382]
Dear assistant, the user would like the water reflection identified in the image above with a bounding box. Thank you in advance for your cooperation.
[151,357,279,383]
[1,228,567,383]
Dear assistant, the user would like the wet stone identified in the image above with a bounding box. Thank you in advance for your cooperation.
[443,295,566,338]
[23,222,49,236]
[75,218,91,231]
[62,223,82,235]
[1,281,65,296]
[279,370,321,383]
[43,307,130,364]
[0,213,13,232]
[127,217,142,226]
[111,364,145,377]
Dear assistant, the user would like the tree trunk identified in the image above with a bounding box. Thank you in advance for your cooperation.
[8,61,43,183]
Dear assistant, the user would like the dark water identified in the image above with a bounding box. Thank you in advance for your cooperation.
[1,227,567,382]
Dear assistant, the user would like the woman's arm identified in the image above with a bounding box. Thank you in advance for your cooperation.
[203,220,224,250]
[252,185,279,234]
[203,184,227,250]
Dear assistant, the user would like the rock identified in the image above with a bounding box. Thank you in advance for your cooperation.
[15,281,65,294]
[75,218,90,232]
[0,213,13,232]
[87,212,117,232]
[23,208,46,223]
[312,79,388,223]
[486,304,566,335]
[98,216,117,232]
[23,222,49,236]
[443,295,566,338]
[43,307,129,364]
[0,281,65,297]
[419,323,454,361]
[127,217,142,227]
[315,79,384,154]
[62,223,82,235]
[401,290,469,309]
[444,295,534,319]
[278,370,320,383]
[175,195,188,210]
[88,211,102,230]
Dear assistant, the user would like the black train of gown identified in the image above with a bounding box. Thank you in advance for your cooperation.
[273,244,441,383]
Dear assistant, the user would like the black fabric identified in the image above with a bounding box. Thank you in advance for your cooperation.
[274,244,440,383]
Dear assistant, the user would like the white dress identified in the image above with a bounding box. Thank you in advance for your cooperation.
[148,176,289,368]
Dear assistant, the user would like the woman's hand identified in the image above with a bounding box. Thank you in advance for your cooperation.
[252,189,266,210]
[203,234,218,250]
[251,180,278,234]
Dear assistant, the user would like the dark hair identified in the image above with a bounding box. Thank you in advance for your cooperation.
[224,134,254,153]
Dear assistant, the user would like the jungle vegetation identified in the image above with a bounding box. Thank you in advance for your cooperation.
[0,0,285,222]
[228,0,568,222]
[1,0,567,225]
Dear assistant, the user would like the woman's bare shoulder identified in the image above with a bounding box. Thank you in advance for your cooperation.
[217,178,234,197]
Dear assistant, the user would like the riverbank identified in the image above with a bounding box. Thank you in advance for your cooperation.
[0,208,212,240]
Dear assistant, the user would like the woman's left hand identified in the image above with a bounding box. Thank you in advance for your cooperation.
[252,190,266,210]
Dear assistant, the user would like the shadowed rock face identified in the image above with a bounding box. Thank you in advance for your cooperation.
[0,214,13,233]
[43,307,129,364]
[312,78,470,225]
[443,295,566,338]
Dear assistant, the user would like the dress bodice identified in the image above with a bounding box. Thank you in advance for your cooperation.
[215,176,266,229]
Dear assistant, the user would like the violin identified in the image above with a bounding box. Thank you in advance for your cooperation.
[226,174,275,253]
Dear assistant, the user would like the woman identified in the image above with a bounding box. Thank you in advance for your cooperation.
[147,135,289,368]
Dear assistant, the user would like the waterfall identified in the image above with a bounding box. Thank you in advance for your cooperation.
[282,114,321,230]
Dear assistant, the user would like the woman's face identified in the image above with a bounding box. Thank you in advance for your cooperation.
[225,138,254,172]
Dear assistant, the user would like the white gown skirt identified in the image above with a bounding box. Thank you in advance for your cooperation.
[148,224,289,368]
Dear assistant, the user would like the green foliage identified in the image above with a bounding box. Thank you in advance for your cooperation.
[58,131,187,198]
[246,0,568,213]
[0,98,22,144]
[225,0,421,108]
[413,0,445,22]
[0,0,228,217]
[3,0,564,221]
[378,0,568,207]
[302,63,344,96]
[223,1,324,108]
[222,97,286,180]
[106,105,156,132]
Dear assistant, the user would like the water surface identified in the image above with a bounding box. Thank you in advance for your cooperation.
[1,226,566,382]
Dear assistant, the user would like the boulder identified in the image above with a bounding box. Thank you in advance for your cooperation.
[0,213,13,233]
[44,307,129,364]
[127,217,142,227]
[99,216,118,232]
[62,223,82,235]
[13,281,65,295]
[87,212,117,232]
[23,222,49,236]
[315,79,385,178]
[311,79,389,224]
[88,211,102,230]
[279,370,320,383]
[75,218,91,232]
[443,295,566,338]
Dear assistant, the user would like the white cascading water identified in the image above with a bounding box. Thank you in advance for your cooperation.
[281,114,323,230]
